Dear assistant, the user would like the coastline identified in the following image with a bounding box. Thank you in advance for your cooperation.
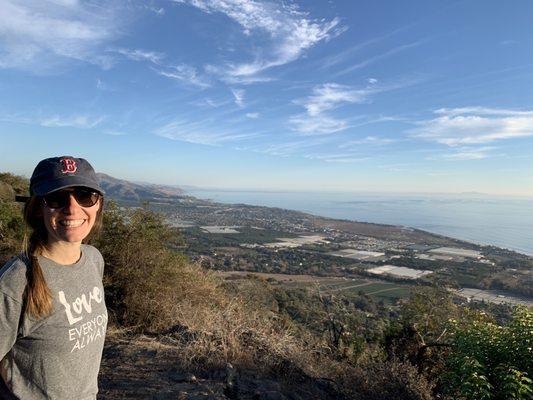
[186,189,533,257]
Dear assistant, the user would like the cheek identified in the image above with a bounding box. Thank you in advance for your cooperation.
[42,208,56,232]
[86,207,100,229]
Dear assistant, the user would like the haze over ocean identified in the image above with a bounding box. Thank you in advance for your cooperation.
[188,190,533,256]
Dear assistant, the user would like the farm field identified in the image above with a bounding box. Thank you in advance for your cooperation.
[218,271,413,302]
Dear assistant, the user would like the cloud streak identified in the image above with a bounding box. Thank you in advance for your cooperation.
[304,153,369,163]
[339,135,396,148]
[153,119,257,146]
[335,40,427,76]
[154,64,211,88]
[412,107,533,146]
[442,146,496,160]
[231,88,245,107]
[115,48,165,64]
[0,0,123,72]
[40,115,104,129]
[175,0,343,80]
[290,83,370,135]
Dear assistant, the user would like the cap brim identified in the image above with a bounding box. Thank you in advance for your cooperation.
[15,195,30,203]
[31,176,104,196]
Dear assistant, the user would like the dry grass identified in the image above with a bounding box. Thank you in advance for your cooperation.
[95,205,438,399]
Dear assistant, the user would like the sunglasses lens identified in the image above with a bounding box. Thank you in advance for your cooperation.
[74,188,100,207]
[43,192,69,208]
[44,188,100,208]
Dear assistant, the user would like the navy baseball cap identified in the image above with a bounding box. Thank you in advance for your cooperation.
[29,156,104,197]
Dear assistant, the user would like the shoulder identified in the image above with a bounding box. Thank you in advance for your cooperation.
[82,244,104,275]
[82,244,103,263]
[0,255,28,303]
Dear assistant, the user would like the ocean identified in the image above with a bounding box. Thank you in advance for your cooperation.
[187,190,533,256]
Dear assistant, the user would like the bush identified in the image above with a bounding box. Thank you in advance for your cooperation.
[0,173,28,264]
[93,201,211,331]
[442,307,533,399]
[343,358,435,400]
[92,202,307,375]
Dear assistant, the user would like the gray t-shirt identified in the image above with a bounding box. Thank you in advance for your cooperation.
[0,244,108,400]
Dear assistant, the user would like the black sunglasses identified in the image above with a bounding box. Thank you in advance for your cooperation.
[43,188,101,209]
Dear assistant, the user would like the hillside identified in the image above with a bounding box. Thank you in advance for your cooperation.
[96,173,186,202]
[0,171,531,400]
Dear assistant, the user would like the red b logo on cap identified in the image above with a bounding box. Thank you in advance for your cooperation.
[60,158,77,174]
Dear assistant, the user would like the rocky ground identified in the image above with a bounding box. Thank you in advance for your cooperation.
[98,328,342,400]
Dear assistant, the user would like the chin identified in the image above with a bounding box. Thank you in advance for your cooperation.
[53,226,93,243]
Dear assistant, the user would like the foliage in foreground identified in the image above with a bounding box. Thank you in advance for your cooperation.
[442,306,533,400]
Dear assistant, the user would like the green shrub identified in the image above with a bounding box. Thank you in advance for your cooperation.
[0,173,28,264]
[93,201,204,331]
[442,307,533,399]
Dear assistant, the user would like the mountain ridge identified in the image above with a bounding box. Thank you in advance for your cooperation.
[96,172,185,201]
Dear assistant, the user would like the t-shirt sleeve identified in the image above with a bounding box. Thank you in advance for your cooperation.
[0,293,22,360]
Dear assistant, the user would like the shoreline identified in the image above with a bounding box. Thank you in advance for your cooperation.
[186,191,533,258]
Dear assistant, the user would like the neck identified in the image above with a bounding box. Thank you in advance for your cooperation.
[42,241,82,265]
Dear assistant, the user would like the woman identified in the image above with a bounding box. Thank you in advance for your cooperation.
[0,156,107,399]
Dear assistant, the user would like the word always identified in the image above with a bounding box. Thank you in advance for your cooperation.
[69,312,108,353]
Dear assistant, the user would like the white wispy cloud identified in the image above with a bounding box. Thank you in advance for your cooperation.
[335,40,427,76]
[245,112,259,119]
[154,64,211,88]
[103,130,127,136]
[289,114,349,135]
[296,83,369,116]
[434,107,533,117]
[290,83,370,135]
[304,153,369,163]
[175,0,343,79]
[0,0,123,72]
[147,6,165,15]
[241,136,332,157]
[412,107,533,146]
[115,48,165,64]
[317,22,418,70]
[339,135,395,148]
[153,120,257,146]
[190,98,231,108]
[231,88,245,107]
[40,115,104,129]
[442,146,496,160]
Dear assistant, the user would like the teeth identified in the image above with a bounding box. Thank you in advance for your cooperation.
[59,219,85,227]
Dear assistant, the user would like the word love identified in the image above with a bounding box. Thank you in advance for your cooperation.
[58,286,103,325]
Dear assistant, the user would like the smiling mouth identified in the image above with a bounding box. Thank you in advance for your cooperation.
[58,219,86,228]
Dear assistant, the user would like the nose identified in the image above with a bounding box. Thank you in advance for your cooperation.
[61,194,82,213]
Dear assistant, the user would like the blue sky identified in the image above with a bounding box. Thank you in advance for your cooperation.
[1,0,532,195]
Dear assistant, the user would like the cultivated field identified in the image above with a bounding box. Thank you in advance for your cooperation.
[218,271,412,302]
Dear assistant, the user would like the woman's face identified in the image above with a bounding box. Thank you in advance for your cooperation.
[42,189,101,245]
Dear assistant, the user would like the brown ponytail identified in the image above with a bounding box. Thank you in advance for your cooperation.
[22,197,53,319]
